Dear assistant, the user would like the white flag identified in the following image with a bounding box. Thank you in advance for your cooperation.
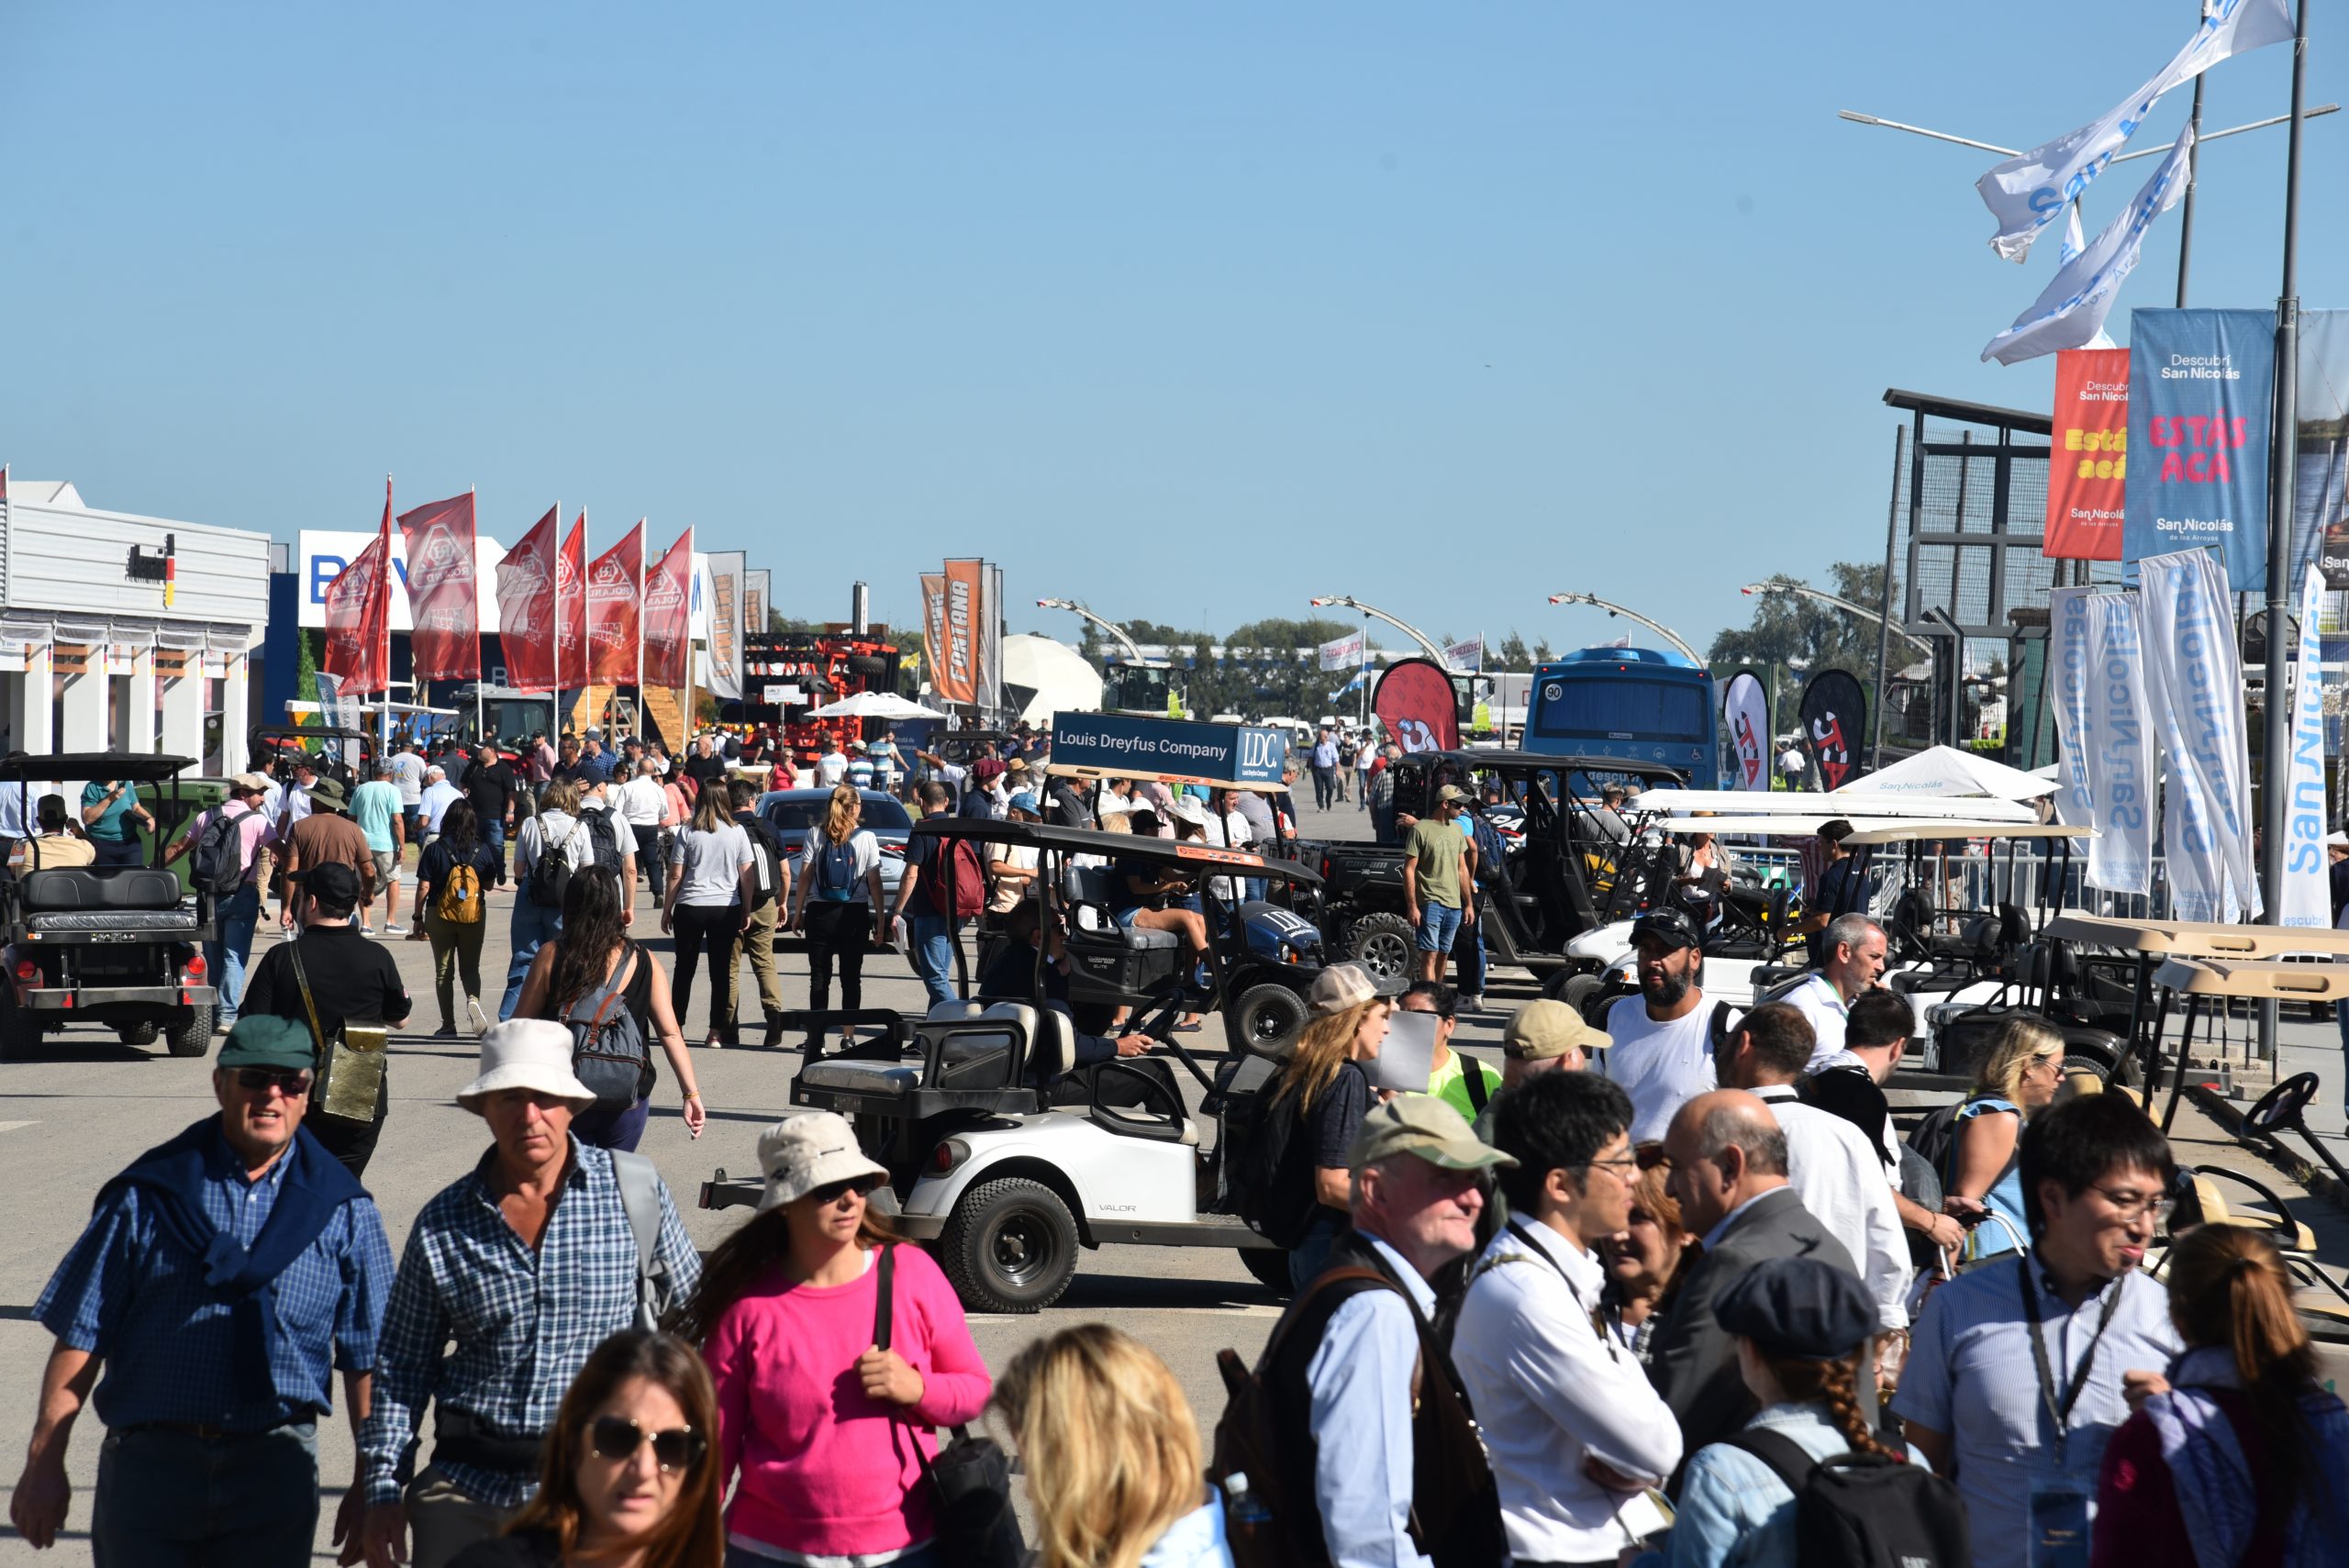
[1318,631,1364,673]
[2280,565,2331,927]
[2138,548,2261,921]
[1981,126,2192,366]
[2050,587,2158,895]
[1977,0,2291,262]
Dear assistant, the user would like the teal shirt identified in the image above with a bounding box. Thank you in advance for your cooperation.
[79,781,139,843]
[351,781,404,853]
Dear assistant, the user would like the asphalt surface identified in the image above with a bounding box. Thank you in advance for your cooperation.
[0,794,1442,1564]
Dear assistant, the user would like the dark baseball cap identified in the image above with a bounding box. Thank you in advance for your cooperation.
[1631,907,1702,951]
[287,862,362,910]
[217,1015,317,1073]
[1716,1256,1877,1362]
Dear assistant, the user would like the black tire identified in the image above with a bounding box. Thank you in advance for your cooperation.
[937,1177,1081,1314]
[164,1004,215,1059]
[1240,1246,1291,1297]
[1553,971,1606,1021]
[1230,982,1310,1056]
[117,1022,161,1046]
[1345,912,1416,985]
[0,1004,41,1063]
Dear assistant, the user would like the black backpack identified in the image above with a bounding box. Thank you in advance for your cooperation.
[1226,1080,1319,1249]
[191,803,255,898]
[530,817,585,909]
[1722,1431,1969,1568]
[583,808,626,875]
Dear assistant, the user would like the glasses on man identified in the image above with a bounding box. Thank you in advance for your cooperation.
[2089,1184,2174,1225]
[808,1173,886,1207]
[234,1069,312,1097]
[1578,1153,1642,1182]
[589,1416,707,1473]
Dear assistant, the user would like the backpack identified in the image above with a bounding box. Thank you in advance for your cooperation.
[1906,1100,1965,1184]
[565,945,651,1112]
[584,808,626,876]
[814,833,862,899]
[1722,1429,1970,1568]
[529,817,585,908]
[436,854,486,926]
[741,819,783,911]
[191,804,255,898]
[926,838,986,919]
[609,1147,678,1331]
[1225,1080,1319,1248]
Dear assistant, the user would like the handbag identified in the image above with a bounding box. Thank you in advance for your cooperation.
[288,939,388,1126]
[873,1245,1024,1568]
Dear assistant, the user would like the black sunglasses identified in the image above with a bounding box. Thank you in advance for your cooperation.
[808,1173,886,1207]
[234,1068,312,1097]
[589,1415,706,1473]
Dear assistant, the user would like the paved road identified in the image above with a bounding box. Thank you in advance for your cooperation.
[0,794,1414,1564]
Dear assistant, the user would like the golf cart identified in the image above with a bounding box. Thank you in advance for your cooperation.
[0,752,218,1060]
[701,820,1329,1311]
[249,724,379,790]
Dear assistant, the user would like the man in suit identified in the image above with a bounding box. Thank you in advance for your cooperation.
[1646,1089,1859,1485]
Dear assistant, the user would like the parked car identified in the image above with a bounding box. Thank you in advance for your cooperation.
[755,788,914,901]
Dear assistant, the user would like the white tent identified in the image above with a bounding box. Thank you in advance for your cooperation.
[807,692,948,721]
[1838,744,2057,802]
[1003,633,1103,726]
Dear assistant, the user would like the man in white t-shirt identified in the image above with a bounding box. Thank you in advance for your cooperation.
[814,741,849,788]
[1779,742,1809,789]
[1598,907,1716,1144]
[614,758,674,903]
[1786,912,1887,1070]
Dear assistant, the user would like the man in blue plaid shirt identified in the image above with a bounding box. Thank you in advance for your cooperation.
[8,1016,394,1567]
[358,1021,699,1568]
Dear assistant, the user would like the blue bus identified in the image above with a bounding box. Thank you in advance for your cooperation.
[1524,646,1719,786]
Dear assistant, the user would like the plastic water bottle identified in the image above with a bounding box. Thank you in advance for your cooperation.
[1222,1471,1273,1531]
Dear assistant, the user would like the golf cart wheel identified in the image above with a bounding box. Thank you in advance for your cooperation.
[1548,971,1606,1022]
[164,1004,215,1059]
[939,1178,1080,1314]
[1230,983,1309,1056]
[1345,913,1416,985]
[1239,1246,1291,1298]
[116,1022,161,1047]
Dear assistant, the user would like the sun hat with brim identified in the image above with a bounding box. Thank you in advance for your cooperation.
[1715,1255,1877,1362]
[1007,792,1040,816]
[2330,830,2349,849]
[757,1112,890,1210]
[307,776,349,811]
[1347,1094,1517,1173]
[456,1020,596,1114]
[1308,961,1380,1016]
[1504,998,1612,1062]
[230,772,272,795]
[217,1015,319,1073]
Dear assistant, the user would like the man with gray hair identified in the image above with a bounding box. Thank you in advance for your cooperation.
[417,765,462,854]
[1647,1089,1859,1479]
[1786,912,1887,1070]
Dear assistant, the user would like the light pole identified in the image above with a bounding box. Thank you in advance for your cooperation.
[1544,592,1705,664]
[1740,582,1936,657]
[1034,597,1150,665]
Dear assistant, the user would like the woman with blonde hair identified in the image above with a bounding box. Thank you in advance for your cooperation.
[450,1329,722,1568]
[785,784,885,1053]
[1943,1013,2065,1261]
[994,1325,1233,1568]
[2092,1225,2349,1564]
[1265,962,1392,1290]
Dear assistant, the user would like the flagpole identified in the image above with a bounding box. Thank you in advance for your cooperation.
[682,530,697,753]
[469,485,484,747]
[2175,0,2212,305]
[634,520,647,744]
[552,501,562,746]
[382,474,394,728]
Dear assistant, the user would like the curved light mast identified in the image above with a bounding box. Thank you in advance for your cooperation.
[1544,592,1705,665]
[1738,581,1937,657]
[1033,597,1151,665]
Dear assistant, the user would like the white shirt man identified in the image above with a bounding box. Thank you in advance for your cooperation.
[1597,910,1716,1144]
[1787,913,1890,1070]
[613,767,668,835]
[417,769,463,840]
[814,747,849,788]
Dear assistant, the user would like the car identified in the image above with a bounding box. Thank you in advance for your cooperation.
[755,788,914,902]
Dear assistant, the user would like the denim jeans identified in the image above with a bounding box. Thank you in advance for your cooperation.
[1416,899,1464,953]
[498,887,563,1020]
[483,817,507,869]
[209,883,261,1025]
[94,1420,318,1568]
[907,914,959,1009]
[1288,1211,1347,1293]
[93,837,143,868]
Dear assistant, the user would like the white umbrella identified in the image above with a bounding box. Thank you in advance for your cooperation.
[1836,744,2057,802]
[807,691,948,721]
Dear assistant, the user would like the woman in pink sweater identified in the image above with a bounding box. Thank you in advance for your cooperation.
[672,1113,990,1568]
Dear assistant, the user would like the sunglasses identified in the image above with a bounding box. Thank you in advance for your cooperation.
[234,1068,312,1097]
[809,1173,885,1207]
[589,1415,706,1473]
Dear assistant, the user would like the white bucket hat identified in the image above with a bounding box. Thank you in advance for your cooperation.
[456,1020,596,1114]
[757,1112,889,1210]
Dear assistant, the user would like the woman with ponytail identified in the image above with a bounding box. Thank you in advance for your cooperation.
[2092,1226,2349,1567]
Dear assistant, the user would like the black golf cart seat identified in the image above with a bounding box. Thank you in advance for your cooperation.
[1062,864,1186,994]
[17,867,196,932]
[795,1001,1075,1112]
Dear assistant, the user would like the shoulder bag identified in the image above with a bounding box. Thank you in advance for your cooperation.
[288,938,388,1127]
[874,1245,1024,1568]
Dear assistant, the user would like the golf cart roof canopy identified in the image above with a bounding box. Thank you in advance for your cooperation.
[0,752,196,784]
[1407,750,1689,784]
[907,815,1324,885]
[1839,820,2094,845]
[1636,788,2037,823]
[256,725,373,744]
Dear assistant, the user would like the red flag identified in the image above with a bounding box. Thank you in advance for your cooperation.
[586,521,644,684]
[1373,658,1461,753]
[324,481,394,695]
[641,528,695,688]
[2044,347,2129,561]
[495,506,560,692]
[559,515,587,684]
[395,490,481,681]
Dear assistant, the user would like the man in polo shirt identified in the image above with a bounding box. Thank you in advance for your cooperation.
[1894,1093,2182,1568]
[1598,907,1716,1143]
[1785,911,1887,1069]
[11,1016,394,1566]
[278,777,377,935]
[162,772,278,1031]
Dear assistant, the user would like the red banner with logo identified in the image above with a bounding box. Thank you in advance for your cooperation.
[2045,348,2130,560]
[641,528,694,688]
[586,522,643,683]
[324,482,394,695]
[559,516,586,686]
[935,559,983,706]
[395,490,481,681]
[1373,657,1460,752]
[495,506,559,692]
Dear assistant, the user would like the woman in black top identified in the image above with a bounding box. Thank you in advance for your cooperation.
[411,799,507,1036]
[517,868,707,1152]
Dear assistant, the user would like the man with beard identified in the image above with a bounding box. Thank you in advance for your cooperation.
[1597,907,1715,1143]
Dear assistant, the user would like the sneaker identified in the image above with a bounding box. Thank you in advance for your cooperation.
[433,1025,460,1039]
[384,923,408,937]
[215,1018,234,1036]
[464,996,489,1036]
[1461,994,1487,1015]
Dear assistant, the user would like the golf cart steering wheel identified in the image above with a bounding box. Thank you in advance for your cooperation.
[2244,1073,2322,1140]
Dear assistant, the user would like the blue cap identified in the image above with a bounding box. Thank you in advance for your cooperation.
[1007,792,1040,816]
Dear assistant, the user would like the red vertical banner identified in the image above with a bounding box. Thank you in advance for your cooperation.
[395,491,482,680]
[495,506,560,692]
[935,559,983,706]
[586,522,644,683]
[2045,347,2130,560]
[324,481,394,695]
[641,528,695,688]
[559,516,587,685]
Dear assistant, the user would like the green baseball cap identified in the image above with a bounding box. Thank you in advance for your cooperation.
[217,1015,318,1073]
[1347,1094,1517,1173]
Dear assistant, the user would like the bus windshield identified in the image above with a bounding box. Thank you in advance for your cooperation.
[1532,676,1709,742]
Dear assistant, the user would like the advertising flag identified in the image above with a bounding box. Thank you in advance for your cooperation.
[705,550,745,702]
[2281,566,2331,927]
[2138,548,2260,920]
[1797,670,1867,790]
[2045,349,2131,559]
[1980,127,2192,366]
[1373,658,1461,754]
[1319,631,1364,672]
[937,559,984,706]
[586,522,644,684]
[1723,672,1769,790]
[323,481,393,695]
[495,506,560,692]
[919,573,947,697]
[1976,0,2292,262]
[2291,310,2349,586]
[1443,638,1485,673]
[641,528,694,689]
[2048,588,2156,894]
[2125,308,2274,587]
[559,516,586,686]
[395,491,481,681]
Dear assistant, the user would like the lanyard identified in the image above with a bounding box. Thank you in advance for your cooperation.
[1502,1220,1618,1361]
[2017,1255,2125,1435]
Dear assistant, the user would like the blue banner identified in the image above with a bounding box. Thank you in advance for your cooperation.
[2124,307,2274,588]
[1048,712,1288,789]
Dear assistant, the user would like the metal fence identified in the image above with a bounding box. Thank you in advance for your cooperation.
[1720,840,2176,922]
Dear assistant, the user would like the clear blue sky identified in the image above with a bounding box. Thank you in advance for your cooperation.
[4,2,2339,657]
